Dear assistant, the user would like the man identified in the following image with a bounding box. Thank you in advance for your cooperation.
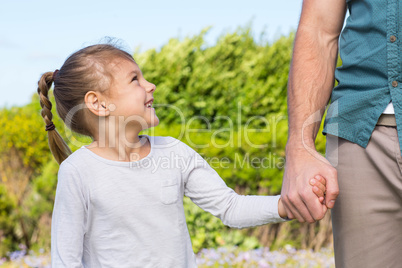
[281,0,402,267]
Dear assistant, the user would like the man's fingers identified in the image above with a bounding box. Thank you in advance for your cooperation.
[287,194,316,223]
[286,209,295,220]
[301,187,328,221]
[306,198,327,220]
[288,205,306,223]
[281,196,306,222]
[295,204,316,223]
[281,202,294,219]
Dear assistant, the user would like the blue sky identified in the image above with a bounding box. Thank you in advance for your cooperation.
[0,0,304,107]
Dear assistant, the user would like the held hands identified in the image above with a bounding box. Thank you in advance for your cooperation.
[280,147,339,223]
[278,175,327,219]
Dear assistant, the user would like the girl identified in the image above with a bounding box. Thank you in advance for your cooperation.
[38,44,326,267]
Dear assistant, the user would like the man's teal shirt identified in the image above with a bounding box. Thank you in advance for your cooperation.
[323,0,402,154]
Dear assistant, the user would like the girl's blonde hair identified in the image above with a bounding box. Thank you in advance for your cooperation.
[37,44,134,164]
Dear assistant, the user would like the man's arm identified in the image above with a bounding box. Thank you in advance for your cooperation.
[281,0,347,223]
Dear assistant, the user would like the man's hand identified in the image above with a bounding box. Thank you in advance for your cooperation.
[281,0,346,223]
[281,146,338,223]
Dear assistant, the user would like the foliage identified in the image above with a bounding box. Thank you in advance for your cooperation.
[0,184,17,256]
[136,27,293,129]
[0,99,58,256]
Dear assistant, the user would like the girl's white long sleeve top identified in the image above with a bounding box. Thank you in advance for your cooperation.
[51,135,286,268]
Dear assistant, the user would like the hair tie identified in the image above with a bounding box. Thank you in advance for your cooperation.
[45,122,56,131]
[52,69,59,81]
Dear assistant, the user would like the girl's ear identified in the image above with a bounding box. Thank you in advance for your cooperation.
[85,91,110,117]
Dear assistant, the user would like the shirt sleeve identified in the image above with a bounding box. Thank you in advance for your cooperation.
[181,144,287,229]
[51,161,87,268]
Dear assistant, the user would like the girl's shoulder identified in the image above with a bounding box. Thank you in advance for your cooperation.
[147,135,196,156]
[149,135,185,147]
[58,145,93,170]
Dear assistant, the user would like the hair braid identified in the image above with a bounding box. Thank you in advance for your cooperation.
[37,71,72,164]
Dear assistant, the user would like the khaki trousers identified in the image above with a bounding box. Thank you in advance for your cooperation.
[326,126,402,268]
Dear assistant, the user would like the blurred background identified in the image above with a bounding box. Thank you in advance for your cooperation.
[0,0,336,267]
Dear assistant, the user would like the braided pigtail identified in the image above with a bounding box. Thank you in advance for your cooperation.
[37,71,72,164]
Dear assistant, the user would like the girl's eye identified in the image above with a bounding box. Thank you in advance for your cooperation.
[131,76,138,82]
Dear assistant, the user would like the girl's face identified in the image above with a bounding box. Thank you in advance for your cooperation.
[107,58,159,131]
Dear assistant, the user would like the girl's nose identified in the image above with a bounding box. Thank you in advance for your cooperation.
[147,82,156,93]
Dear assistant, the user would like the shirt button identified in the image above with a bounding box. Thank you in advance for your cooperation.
[390,35,397,42]
[392,81,398,87]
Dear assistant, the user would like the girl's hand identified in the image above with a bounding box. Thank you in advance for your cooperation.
[310,175,327,204]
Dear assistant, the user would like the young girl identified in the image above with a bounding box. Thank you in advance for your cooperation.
[38,44,326,267]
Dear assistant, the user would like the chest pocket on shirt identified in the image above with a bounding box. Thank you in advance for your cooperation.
[160,179,179,205]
